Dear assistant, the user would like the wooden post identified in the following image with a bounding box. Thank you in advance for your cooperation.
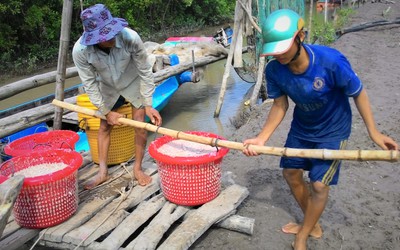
[214,1,242,117]
[53,0,73,130]
[249,56,265,106]
[307,0,314,44]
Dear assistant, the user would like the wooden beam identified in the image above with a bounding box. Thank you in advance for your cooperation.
[0,176,24,238]
[54,0,74,129]
[0,53,229,101]
[214,1,243,117]
[157,184,249,250]
[0,97,76,138]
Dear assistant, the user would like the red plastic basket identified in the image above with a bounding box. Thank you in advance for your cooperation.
[0,150,83,228]
[4,130,79,157]
[149,131,229,206]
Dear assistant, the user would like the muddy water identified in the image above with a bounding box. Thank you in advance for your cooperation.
[158,60,250,137]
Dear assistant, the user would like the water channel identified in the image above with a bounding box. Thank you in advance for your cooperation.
[1,58,251,139]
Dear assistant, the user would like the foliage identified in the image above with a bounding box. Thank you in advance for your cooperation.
[311,7,355,45]
[0,0,235,77]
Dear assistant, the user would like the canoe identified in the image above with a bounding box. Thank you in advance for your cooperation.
[164,26,233,47]
[0,54,194,156]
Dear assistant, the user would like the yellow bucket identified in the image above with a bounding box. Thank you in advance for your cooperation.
[77,94,135,165]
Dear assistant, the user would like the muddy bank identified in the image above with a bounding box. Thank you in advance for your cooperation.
[190,2,400,249]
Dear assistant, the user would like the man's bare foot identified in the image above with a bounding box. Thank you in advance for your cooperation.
[134,169,152,186]
[84,172,108,190]
[282,222,323,239]
[292,237,307,250]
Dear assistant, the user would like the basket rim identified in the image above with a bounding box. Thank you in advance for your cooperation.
[148,131,229,165]
[4,130,79,156]
[0,149,82,186]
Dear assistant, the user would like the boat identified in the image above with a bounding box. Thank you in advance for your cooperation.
[165,26,233,47]
[0,53,196,158]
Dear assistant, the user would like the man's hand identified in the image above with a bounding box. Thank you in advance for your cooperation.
[145,106,162,126]
[105,111,123,125]
[370,131,399,150]
[242,137,266,156]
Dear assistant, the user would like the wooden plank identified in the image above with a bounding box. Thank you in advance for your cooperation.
[42,195,116,242]
[216,214,255,235]
[78,164,157,202]
[0,221,19,241]
[63,174,161,246]
[27,165,155,245]
[0,85,83,119]
[0,96,76,138]
[97,193,167,250]
[0,228,40,250]
[0,175,24,238]
[125,201,190,250]
[78,162,133,193]
[182,209,255,235]
[157,184,249,250]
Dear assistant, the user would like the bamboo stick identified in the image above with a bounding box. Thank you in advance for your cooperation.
[249,56,266,106]
[52,99,399,162]
[214,2,242,118]
[54,0,74,130]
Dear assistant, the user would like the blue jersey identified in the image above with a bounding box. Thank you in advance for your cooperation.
[266,44,363,142]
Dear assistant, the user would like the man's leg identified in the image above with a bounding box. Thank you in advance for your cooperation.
[132,107,152,186]
[282,169,323,238]
[293,181,329,250]
[84,119,112,189]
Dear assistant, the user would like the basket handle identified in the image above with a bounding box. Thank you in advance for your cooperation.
[32,143,52,149]
[60,141,74,150]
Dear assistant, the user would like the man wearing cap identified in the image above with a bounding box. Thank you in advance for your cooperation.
[242,9,398,250]
[72,4,162,189]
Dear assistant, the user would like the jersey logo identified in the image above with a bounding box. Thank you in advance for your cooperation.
[313,77,325,91]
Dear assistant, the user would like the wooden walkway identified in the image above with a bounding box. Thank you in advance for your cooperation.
[0,151,253,250]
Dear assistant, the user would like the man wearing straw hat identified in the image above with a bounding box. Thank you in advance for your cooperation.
[242,9,398,250]
[72,4,162,189]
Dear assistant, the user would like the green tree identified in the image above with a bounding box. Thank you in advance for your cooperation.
[0,0,235,78]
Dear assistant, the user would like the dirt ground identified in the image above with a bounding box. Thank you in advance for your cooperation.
[190,2,400,250]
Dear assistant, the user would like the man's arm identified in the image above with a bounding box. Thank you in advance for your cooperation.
[124,29,155,107]
[243,95,289,156]
[353,89,398,150]
[72,42,110,115]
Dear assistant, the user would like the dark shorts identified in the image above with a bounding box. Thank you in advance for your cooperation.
[280,135,347,186]
[111,96,127,111]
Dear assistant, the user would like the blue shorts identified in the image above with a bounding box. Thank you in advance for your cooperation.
[280,135,347,186]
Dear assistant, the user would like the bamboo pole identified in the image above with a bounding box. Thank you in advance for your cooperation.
[0,53,231,101]
[214,1,242,118]
[52,99,399,162]
[53,0,74,130]
[249,56,265,106]
[307,0,313,44]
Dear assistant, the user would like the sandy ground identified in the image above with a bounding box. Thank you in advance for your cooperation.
[190,2,400,250]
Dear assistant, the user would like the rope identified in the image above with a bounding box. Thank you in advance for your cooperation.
[212,138,220,152]
[29,228,49,250]
[152,126,162,142]
[73,164,135,250]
